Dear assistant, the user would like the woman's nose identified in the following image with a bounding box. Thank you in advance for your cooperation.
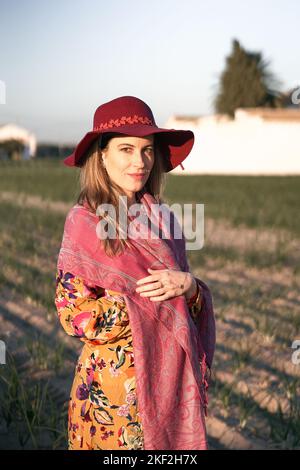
[133,151,146,166]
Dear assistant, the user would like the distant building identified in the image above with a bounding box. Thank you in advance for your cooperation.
[165,108,300,175]
[0,123,37,161]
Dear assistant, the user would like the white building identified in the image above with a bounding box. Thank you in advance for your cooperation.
[0,123,37,160]
[165,108,300,175]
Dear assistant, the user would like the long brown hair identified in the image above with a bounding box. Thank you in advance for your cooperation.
[76,132,167,257]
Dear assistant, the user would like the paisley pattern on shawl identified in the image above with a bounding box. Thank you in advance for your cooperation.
[56,188,216,450]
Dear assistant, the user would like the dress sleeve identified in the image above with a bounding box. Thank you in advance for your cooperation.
[54,268,129,345]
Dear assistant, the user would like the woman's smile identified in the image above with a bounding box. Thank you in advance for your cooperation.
[127,172,147,180]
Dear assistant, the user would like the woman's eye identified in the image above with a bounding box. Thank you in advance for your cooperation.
[121,147,153,153]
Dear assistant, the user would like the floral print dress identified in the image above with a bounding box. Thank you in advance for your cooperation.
[54,268,203,450]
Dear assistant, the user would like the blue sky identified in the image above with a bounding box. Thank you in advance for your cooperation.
[0,0,299,143]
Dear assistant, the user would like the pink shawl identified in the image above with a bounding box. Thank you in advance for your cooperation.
[56,188,216,450]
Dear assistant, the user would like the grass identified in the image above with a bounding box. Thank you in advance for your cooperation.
[0,158,300,236]
[25,332,66,373]
[0,352,68,449]
[0,200,65,311]
[0,158,79,202]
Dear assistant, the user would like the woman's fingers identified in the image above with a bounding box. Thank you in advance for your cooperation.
[139,287,165,297]
[135,268,188,301]
[136,274,159,286]
[136,281,163,294]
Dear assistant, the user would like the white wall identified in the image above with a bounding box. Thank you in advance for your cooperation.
[165,109,300,175]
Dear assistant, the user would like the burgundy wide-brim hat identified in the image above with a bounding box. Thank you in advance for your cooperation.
[63,95,194,172]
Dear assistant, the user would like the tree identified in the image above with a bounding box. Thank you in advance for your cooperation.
[214,39,283,117]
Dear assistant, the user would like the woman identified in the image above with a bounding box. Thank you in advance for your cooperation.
[55,95,216,450]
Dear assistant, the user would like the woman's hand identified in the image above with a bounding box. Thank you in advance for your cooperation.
[135,267,197,302]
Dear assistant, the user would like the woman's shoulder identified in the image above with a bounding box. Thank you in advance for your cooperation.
[62,202,99,244]
[67,201,97,221]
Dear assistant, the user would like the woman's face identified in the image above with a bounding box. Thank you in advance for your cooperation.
[101,135,155,204]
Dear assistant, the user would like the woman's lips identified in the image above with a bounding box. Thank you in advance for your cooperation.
[127,173,146,179]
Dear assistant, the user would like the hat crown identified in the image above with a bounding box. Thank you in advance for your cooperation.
[93,95,157,131]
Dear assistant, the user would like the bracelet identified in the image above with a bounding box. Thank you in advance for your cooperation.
[187,281,200,307]
[180,274,202,313]
[187,282,203,320]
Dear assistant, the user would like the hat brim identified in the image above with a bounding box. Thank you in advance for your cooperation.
[63,124,194,172]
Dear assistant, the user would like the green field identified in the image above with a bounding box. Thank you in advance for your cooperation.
[0,158,299,449]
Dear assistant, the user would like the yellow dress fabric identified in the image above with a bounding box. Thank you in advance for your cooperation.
[54,269,202,450]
